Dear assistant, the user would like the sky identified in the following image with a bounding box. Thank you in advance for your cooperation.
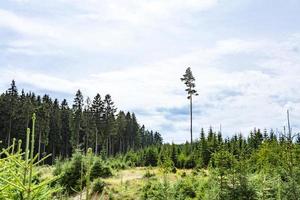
[0,0,300,143]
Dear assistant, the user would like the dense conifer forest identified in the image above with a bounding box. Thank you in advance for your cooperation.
[0,80,163,163]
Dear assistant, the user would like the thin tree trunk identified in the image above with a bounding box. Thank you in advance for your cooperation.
[119,137,123,153]
[111,135,113,155]
[190,95,193,146]
[7,117,12,147]
[38,130,41,161]
[133,139,135,151]
[66,134,69,158]
[43,142,46,165]
[106,138,109,156]
[52,144,55,165]
[95,130,98,155]
[76,120,80,149]
[86,131,89,153]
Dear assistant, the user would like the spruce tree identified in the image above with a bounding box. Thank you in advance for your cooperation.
[72,90,84,149]
[61,99,72,157]
[103,94,117,156]
[6,80,18,147]
[91,93,105,154]
[49,99,61,163]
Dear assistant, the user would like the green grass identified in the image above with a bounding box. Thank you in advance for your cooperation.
[91,167,194,200]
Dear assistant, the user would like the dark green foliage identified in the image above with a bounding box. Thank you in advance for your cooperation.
[144,147,158,166]
[92,178,106,194]
[0,80,162,162]
[90,158,113,179]
[56,151,86,194]
[142,179,173,200]
[184,155,196,169]
[55,151,114,194]
[173,178,197,199]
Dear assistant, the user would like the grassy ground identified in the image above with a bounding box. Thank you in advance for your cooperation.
[91,167,193,200]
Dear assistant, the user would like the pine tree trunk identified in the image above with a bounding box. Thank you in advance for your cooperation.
[95,130,98,155]
[106,138,109,156]
[66,134,69,158]
[52,144,55,165]
[110,136,113,155]
[43,143,46,164]
[119,137,122,154]
[7,117,12,147]
[38,130,41,161]
[76,120,80,149]
[133,139,135,151]
[85,132,89,153]
[190,95,193,146]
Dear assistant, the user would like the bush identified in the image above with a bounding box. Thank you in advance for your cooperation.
[109,157,128,170]
[90,158,113,180]
[100,165,113,178]
[57,151,86,194]
[174,178,197,199]
[161,159,177,174]
[177,153,187,169]
[184,156,196,169]
[92,178,106,194]
[124,151,139,166]
[142,179,173,200]
[144,148,158,166]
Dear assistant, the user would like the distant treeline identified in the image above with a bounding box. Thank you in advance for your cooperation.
[0,80,163,163]
[128,126,300,169]
[122,126,300,199]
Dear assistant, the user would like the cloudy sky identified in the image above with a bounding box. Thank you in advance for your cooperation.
[1,0,300,143]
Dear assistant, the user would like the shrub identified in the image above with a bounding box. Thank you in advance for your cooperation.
[174,178,197,199]
[92,178,106,194]
[184,156,196,169]
[144,148,158,166]
[161,158,177,174]
[90,158,113,180]
[100,165,113,178]
[142,179,173,200]
[124,151,139,166]
[58,151,86,194]
[108,157,128,170]
[177,153,187,169]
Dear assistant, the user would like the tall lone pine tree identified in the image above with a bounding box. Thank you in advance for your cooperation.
[181,67,198,145]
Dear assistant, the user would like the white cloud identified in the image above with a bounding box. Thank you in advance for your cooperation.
[0,0,219,56]
[1,0,300,143]
[2,35,300,142]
